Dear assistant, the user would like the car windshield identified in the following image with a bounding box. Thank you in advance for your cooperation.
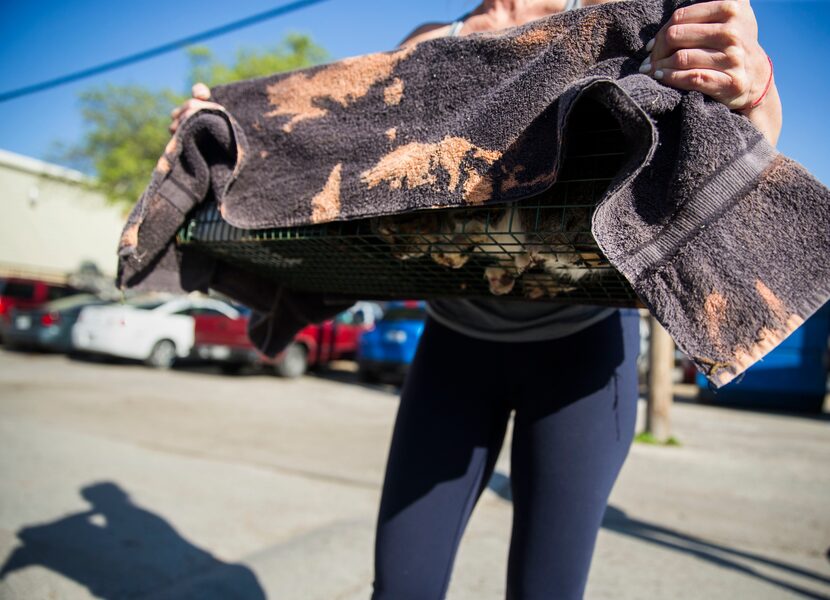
[383,308,426,322]
[45,294,101,311]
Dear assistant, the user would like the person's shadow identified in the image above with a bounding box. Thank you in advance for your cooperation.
[0,482,265,599]
[487,472,830,600]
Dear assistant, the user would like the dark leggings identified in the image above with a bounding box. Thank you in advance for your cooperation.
[372,309,640,600]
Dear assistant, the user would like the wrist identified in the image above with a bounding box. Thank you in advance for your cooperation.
[738,53,774,115]
[741,81,782,147]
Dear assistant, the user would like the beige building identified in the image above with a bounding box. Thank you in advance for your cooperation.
[0,149,127,282]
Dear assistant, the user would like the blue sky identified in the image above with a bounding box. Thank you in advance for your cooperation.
[1,0,828,185]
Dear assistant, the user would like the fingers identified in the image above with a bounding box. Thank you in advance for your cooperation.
[649,1,757,64]
[168,82,212,133]
[650,68,734,100]
[640,0,766,112]
[652,23,739,60]
[192,82,211,100]
[168,98,219,133]
[642,48,737,74]
[668,1,741,26]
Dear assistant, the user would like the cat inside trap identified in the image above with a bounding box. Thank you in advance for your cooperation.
[371,182,605,298]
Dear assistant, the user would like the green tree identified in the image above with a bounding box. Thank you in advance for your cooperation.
[188,33,328,88]
[65,34,328,210]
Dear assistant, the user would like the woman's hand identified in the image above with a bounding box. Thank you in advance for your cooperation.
[640,0,781,144]
[169,83,224,133]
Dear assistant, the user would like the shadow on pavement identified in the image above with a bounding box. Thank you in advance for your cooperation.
[65,353,271,379]
[310,365,402,397]
[65,351,124,366]
[173,362,273,378]
[486,470,829,600]
[601,505,830,599]
[0,482,265,599]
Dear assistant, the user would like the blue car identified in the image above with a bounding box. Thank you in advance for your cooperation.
[358,301,426,383]
[697,302,830,413]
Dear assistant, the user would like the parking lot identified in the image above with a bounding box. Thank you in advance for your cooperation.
[0,349,829,599]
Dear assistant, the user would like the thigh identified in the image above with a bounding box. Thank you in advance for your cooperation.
[506,310,640,600]
[373,317,512,600]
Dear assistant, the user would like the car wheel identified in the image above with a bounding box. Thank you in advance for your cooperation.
[358,365,380,383]
[274,344,308,378]
[146,339,177,369]
[220,363,244,375]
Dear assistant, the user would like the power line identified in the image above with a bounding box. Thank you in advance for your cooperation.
[0,0,332,103]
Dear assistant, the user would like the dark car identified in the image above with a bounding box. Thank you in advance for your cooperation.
[0,277,77,341]
[4,294,110,353]
[358,301,426,383]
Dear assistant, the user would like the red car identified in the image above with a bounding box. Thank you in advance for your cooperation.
[193,302,381,377]
[0,277,77,341]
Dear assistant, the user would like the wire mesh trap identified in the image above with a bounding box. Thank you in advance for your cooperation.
[178,98,641,307]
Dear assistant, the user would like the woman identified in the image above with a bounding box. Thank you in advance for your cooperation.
[172,1,781,597]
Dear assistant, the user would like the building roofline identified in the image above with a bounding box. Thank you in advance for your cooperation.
[0,147,94,183]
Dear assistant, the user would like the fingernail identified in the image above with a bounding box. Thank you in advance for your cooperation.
[646,37,655,52]
[653,69,664,80]
[639,58,651,73]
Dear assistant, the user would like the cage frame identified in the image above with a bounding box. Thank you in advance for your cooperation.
[177,97,643,308]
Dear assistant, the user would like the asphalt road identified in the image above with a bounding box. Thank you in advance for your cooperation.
[0,349,828,599]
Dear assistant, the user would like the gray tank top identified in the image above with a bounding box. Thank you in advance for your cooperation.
[427,0,615,342]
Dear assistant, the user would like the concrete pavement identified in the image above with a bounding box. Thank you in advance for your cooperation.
[0,350,828,599]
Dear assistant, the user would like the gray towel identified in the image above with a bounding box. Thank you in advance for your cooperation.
[117,0,830,387]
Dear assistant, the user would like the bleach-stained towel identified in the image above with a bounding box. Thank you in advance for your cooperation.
[117,0,830,387]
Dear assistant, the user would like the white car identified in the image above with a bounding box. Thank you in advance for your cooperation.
[72,295,240,368]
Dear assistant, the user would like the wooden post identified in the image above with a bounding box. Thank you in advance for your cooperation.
[646,315,674,442]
